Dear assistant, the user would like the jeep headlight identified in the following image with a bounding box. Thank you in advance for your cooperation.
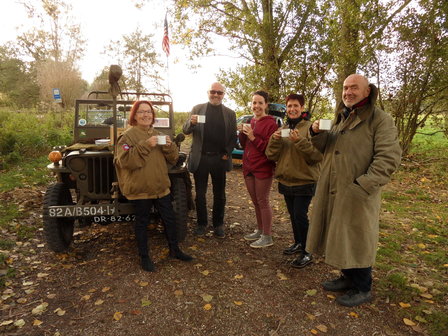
[66,157,86,172]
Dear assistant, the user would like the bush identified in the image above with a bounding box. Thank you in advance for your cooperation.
[0,108,72,167]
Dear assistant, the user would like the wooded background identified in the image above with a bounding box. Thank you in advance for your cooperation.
[0,0,447,154]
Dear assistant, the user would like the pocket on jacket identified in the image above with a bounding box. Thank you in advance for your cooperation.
[348,182,370,199]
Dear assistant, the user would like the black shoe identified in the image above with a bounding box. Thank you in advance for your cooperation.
[291,253,313,269]
[169,248,193,262]
[213,226,225,238]
[194,225,207,236]
[336,289,372,307]
[322,276,354,292]
[283,243,302,255]
[141,256,155,272]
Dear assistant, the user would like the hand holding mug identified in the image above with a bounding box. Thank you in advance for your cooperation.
[147,136,158,147]
[311,120,320,134]
[191,114,198,125]
[272,128,282,140]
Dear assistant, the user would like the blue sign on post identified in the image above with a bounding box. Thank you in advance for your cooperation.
[52,88,62,103]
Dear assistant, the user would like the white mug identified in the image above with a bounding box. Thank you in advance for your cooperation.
[197,115,206,123]
[281,129,291,137]
[157,135,167,145]
[319,119,332,131]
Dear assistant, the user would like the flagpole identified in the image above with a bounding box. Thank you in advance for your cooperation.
[162,11,171,95]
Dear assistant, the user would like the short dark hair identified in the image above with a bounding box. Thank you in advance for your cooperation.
[286,93,305,106]
[253,90,269,104]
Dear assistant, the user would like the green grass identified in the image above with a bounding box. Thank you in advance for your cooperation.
[375,127,448,335]
[0,156,52,192]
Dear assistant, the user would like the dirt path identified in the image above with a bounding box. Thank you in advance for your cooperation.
[0,168,419,336]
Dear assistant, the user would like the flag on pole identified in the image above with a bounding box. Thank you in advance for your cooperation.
[162,13,170,57]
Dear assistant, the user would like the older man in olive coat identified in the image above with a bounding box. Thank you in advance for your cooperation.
[307,74,402,307]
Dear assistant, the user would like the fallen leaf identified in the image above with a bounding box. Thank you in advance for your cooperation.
[130,309,142,315]
[277,272,288,280]
[316,324,328,332]
[54,308,66,316]
[422,309,432,315]
[14,319,25,328]
[94,299,104,306]
[349,312,359,318]
[33,319,43,326]
[234,274,244,279]
[305,313,315,320]
[101,287,110,292]
[201,294,213,302]
[306,289,317,296]
[399,302,411,308]
[113,311,123,321]
[174,290,183,296]
[139,281,149,287]
[414,316,427,323]
[194,263,203,268]
[0,320,13,326]
[16,298,27,304]
[141,298,152,307]
[203,303,212,310]
[226,259,233,264]
[201,270,210,276]
[417,243,426,249]
[233,301,243,305]
[32,302,48,315]
[326,294,336,299]
[88,288,97,293]
[310,329,318,335]
[189,245,198,250]
[37,273,49,278]
[47,294,56,299]
[420,293,433,299]
[403,318,416,326]
[81,295,91,301]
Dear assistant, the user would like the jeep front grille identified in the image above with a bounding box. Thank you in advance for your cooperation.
[86,156,114,196]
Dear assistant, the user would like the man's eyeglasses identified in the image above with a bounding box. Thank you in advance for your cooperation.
[209,90,224,95]
[136,110,153,115]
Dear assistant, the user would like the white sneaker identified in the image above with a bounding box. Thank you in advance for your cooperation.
[250,235,274,248]
[244,229,262,241]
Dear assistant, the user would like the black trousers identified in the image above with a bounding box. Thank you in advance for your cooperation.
[342,267,372,292]
[283,194,312,253]
[193,154,227,228]
[131,194,178,257]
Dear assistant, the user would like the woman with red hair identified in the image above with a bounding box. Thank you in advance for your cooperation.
[114,100,192,272]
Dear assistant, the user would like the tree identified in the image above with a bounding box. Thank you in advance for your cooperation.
[172,0,328,103]
[36,60,87,108]
[16,0,85,64]
[0,45,39,107]
[104,28,164,92]
[380,0,448,154]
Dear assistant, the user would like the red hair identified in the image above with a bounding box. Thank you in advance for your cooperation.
[129,100,156,126]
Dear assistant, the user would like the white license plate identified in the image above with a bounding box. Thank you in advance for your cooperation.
[48,204,116,217]
[93,215,136,223]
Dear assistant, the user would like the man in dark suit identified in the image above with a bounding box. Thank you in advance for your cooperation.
[183,82,237,238]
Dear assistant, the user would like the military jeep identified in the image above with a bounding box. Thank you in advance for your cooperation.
[43,89,192,252]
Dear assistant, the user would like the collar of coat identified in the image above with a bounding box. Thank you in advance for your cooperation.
[335,83,378,124]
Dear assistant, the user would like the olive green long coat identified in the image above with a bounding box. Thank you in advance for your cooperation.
[306,85,402,269]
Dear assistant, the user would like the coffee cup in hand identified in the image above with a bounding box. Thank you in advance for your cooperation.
[319,119,332,131]
[157,135,167,145]
[281,129,291,137]
[197,115,206,123]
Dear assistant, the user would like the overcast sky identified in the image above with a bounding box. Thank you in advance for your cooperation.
[0,0,238,111]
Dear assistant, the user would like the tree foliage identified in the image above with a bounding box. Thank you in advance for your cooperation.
[0,45,39,107]
[380,0,448,154]
[104,28,164,92]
